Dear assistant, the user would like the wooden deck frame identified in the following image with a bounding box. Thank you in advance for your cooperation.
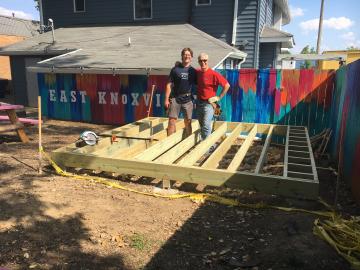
[51,117,319,199]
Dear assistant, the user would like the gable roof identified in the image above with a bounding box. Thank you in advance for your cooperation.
[260,26,294,48]
[0,15,39,37]
[0,24,246,74]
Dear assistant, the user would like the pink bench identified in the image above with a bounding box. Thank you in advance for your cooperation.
[0,115,41,125]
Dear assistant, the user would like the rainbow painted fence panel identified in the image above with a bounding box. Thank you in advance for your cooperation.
[329,60,360,201]
[38,69,335,134]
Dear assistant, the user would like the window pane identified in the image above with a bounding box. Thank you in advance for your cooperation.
[75,0,85,11]
[197,0,210,5]
[135,0,151,19]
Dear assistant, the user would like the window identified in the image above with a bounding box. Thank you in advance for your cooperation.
[196,0,211,6]
[74,0,85,12]
[134,0,152,20]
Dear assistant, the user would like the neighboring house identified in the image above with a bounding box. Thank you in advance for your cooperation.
[38,0,294,68]
[0,0,294,106]
[0,15,39,79]
[319,50,360,70]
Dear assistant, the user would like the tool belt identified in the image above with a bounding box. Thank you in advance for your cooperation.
[173,93,192,104]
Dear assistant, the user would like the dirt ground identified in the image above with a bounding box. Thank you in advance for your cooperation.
[0,117,358,270]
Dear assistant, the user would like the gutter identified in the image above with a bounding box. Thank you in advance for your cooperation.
[231,0,239,46]
[26,66,171,76]
[213,51,247,69]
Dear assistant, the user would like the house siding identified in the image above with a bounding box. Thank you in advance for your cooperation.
[10,55,51,106]
[235,0,259,68]
[10,56,27,105]
[259,42,276,68]
[191,0,234,44]
[42,0,189,27]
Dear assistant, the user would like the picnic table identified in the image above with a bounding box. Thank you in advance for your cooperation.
[0,103,39,143]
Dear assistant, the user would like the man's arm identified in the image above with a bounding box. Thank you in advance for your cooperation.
[164,81,172,109]
[218,82,230,100]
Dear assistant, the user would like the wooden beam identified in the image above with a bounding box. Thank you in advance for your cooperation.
[155,130,201,164]
[51,150,318,199]
[94,121,169,157]
[6,110,29,143]
[111,120,185,159]
[255,124,274,174]
[305,127,319,182]
[201,123,243,169]
[283,126,290,177]
[177,122,228,166]
[134,121,200,161]
[227,124,257,172]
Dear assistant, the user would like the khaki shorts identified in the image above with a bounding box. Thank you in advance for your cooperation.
[168,98,193,119]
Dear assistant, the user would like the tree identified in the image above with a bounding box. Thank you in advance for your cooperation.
[347,46,360,51]
[300,45,316,69]
[34,0,39,10]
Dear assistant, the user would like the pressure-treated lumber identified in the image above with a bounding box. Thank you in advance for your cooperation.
[201,123,243,169]
[51,117,319,200]
[177,122,228,166]
[51,150,319,199]
[255,124,274,174]
[155,130,201,164]
[283,126,290,177]
[134,121,200,161]
[227,124,257,171]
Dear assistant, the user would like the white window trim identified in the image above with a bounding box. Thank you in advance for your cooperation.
[195,0,211,6]
[73,0,86,13]
[133,0,153,20]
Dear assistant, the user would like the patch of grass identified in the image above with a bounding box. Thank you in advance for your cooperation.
[129,233,149,251]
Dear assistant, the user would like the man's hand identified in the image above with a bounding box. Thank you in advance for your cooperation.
[208,96,220,103]
[164,99,170,109]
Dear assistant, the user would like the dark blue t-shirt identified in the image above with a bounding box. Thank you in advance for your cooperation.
[168,65,197,97]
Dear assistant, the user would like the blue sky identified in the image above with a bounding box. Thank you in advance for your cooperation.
[0,0,359,53]
[284,0,360,52]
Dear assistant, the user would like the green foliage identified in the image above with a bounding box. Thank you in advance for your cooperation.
[34,0,39,10]
[347,46,360,51]
[129,233,149,251]
[300,45,316,69]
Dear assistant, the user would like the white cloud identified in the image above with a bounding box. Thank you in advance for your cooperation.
[300,17,354,33]
[290,6,304,17]
[341,32,360,48]
[341,32,355,41]
[0,6,33,20]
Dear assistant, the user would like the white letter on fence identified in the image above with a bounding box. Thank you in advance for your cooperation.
[110,92,119,105]
[156,94,161,107]
[49,89,56,101]
[98,91,106,104]
[71,91,77,102]
[122,94,127,104]
[131,93,139,106]
[60,90,67,103]
[79,91,87,104]
[143,93,150,106]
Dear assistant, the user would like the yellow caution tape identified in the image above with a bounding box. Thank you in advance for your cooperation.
[41,148,360,269]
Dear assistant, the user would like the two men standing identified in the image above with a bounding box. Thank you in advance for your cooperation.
[165,48,230,140]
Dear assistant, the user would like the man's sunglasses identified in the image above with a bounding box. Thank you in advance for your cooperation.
[199,59,208,63]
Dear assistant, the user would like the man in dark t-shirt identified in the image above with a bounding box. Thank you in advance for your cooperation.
[165,48,197,136]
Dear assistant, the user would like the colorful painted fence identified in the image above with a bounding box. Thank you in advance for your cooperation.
[38,69,335,135]
[329,60,360,202]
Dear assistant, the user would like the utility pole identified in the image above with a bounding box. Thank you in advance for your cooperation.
[316,0,325,54]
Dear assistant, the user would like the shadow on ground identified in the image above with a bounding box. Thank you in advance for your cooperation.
[0,174,127,270]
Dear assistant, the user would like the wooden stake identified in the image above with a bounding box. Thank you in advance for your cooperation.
[147,85,156,118]
[38,96,42,174]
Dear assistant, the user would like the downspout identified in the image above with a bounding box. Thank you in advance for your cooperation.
[39,0,44,32]
[254,0,261,68]
[231,0,238,46]
[187,0,193,24]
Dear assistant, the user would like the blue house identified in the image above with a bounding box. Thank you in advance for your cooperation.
[0,0,294,106]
